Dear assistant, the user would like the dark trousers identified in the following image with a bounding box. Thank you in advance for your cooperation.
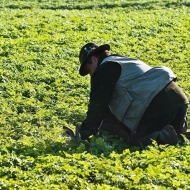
[130,104,188,145]
[100,81,189,145]
[100,104,188,146]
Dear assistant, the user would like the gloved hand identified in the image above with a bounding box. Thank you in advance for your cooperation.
[80,124,98,140]
[80,129,99,140]
[63,124,98,141]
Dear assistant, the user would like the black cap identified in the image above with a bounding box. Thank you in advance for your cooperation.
[79,42,110,76]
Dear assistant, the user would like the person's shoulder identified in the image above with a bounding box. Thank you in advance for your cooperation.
[99,59,120,69]
[95,59,121,77]
[111,54,127,57]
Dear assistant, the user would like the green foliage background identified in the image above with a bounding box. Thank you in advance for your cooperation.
[0,0,190,189]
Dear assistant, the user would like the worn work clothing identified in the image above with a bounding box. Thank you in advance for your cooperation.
[129,102,188,146]
[80,55,189,141]
[101,56,177,131]
[100,103,188,145]
[80,58,121,139]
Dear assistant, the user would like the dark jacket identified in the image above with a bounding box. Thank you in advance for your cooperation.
[80,55,188,139]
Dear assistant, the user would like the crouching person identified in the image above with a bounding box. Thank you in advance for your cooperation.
[78,42,189,146]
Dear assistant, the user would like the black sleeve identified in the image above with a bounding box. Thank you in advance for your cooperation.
[80,61,121,139]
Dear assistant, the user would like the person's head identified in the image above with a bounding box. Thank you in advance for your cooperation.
[79,42,110,77]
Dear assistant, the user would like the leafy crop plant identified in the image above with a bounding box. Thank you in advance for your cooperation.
[0,0,189,189]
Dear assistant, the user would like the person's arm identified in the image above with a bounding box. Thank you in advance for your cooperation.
[80,61,121,140]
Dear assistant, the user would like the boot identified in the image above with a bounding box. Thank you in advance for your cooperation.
[183,132,190,140]
[157,125,182,145]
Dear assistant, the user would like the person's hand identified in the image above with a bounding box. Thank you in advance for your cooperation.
[80,127,98,140]
[63,125,98,141]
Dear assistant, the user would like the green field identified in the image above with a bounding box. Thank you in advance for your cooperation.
[0,0,190,189]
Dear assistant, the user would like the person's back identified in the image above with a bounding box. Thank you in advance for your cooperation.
[77,42,189,145]
[101,55,177,131]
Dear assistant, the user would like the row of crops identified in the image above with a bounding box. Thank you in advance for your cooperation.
[0,0,190,189]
